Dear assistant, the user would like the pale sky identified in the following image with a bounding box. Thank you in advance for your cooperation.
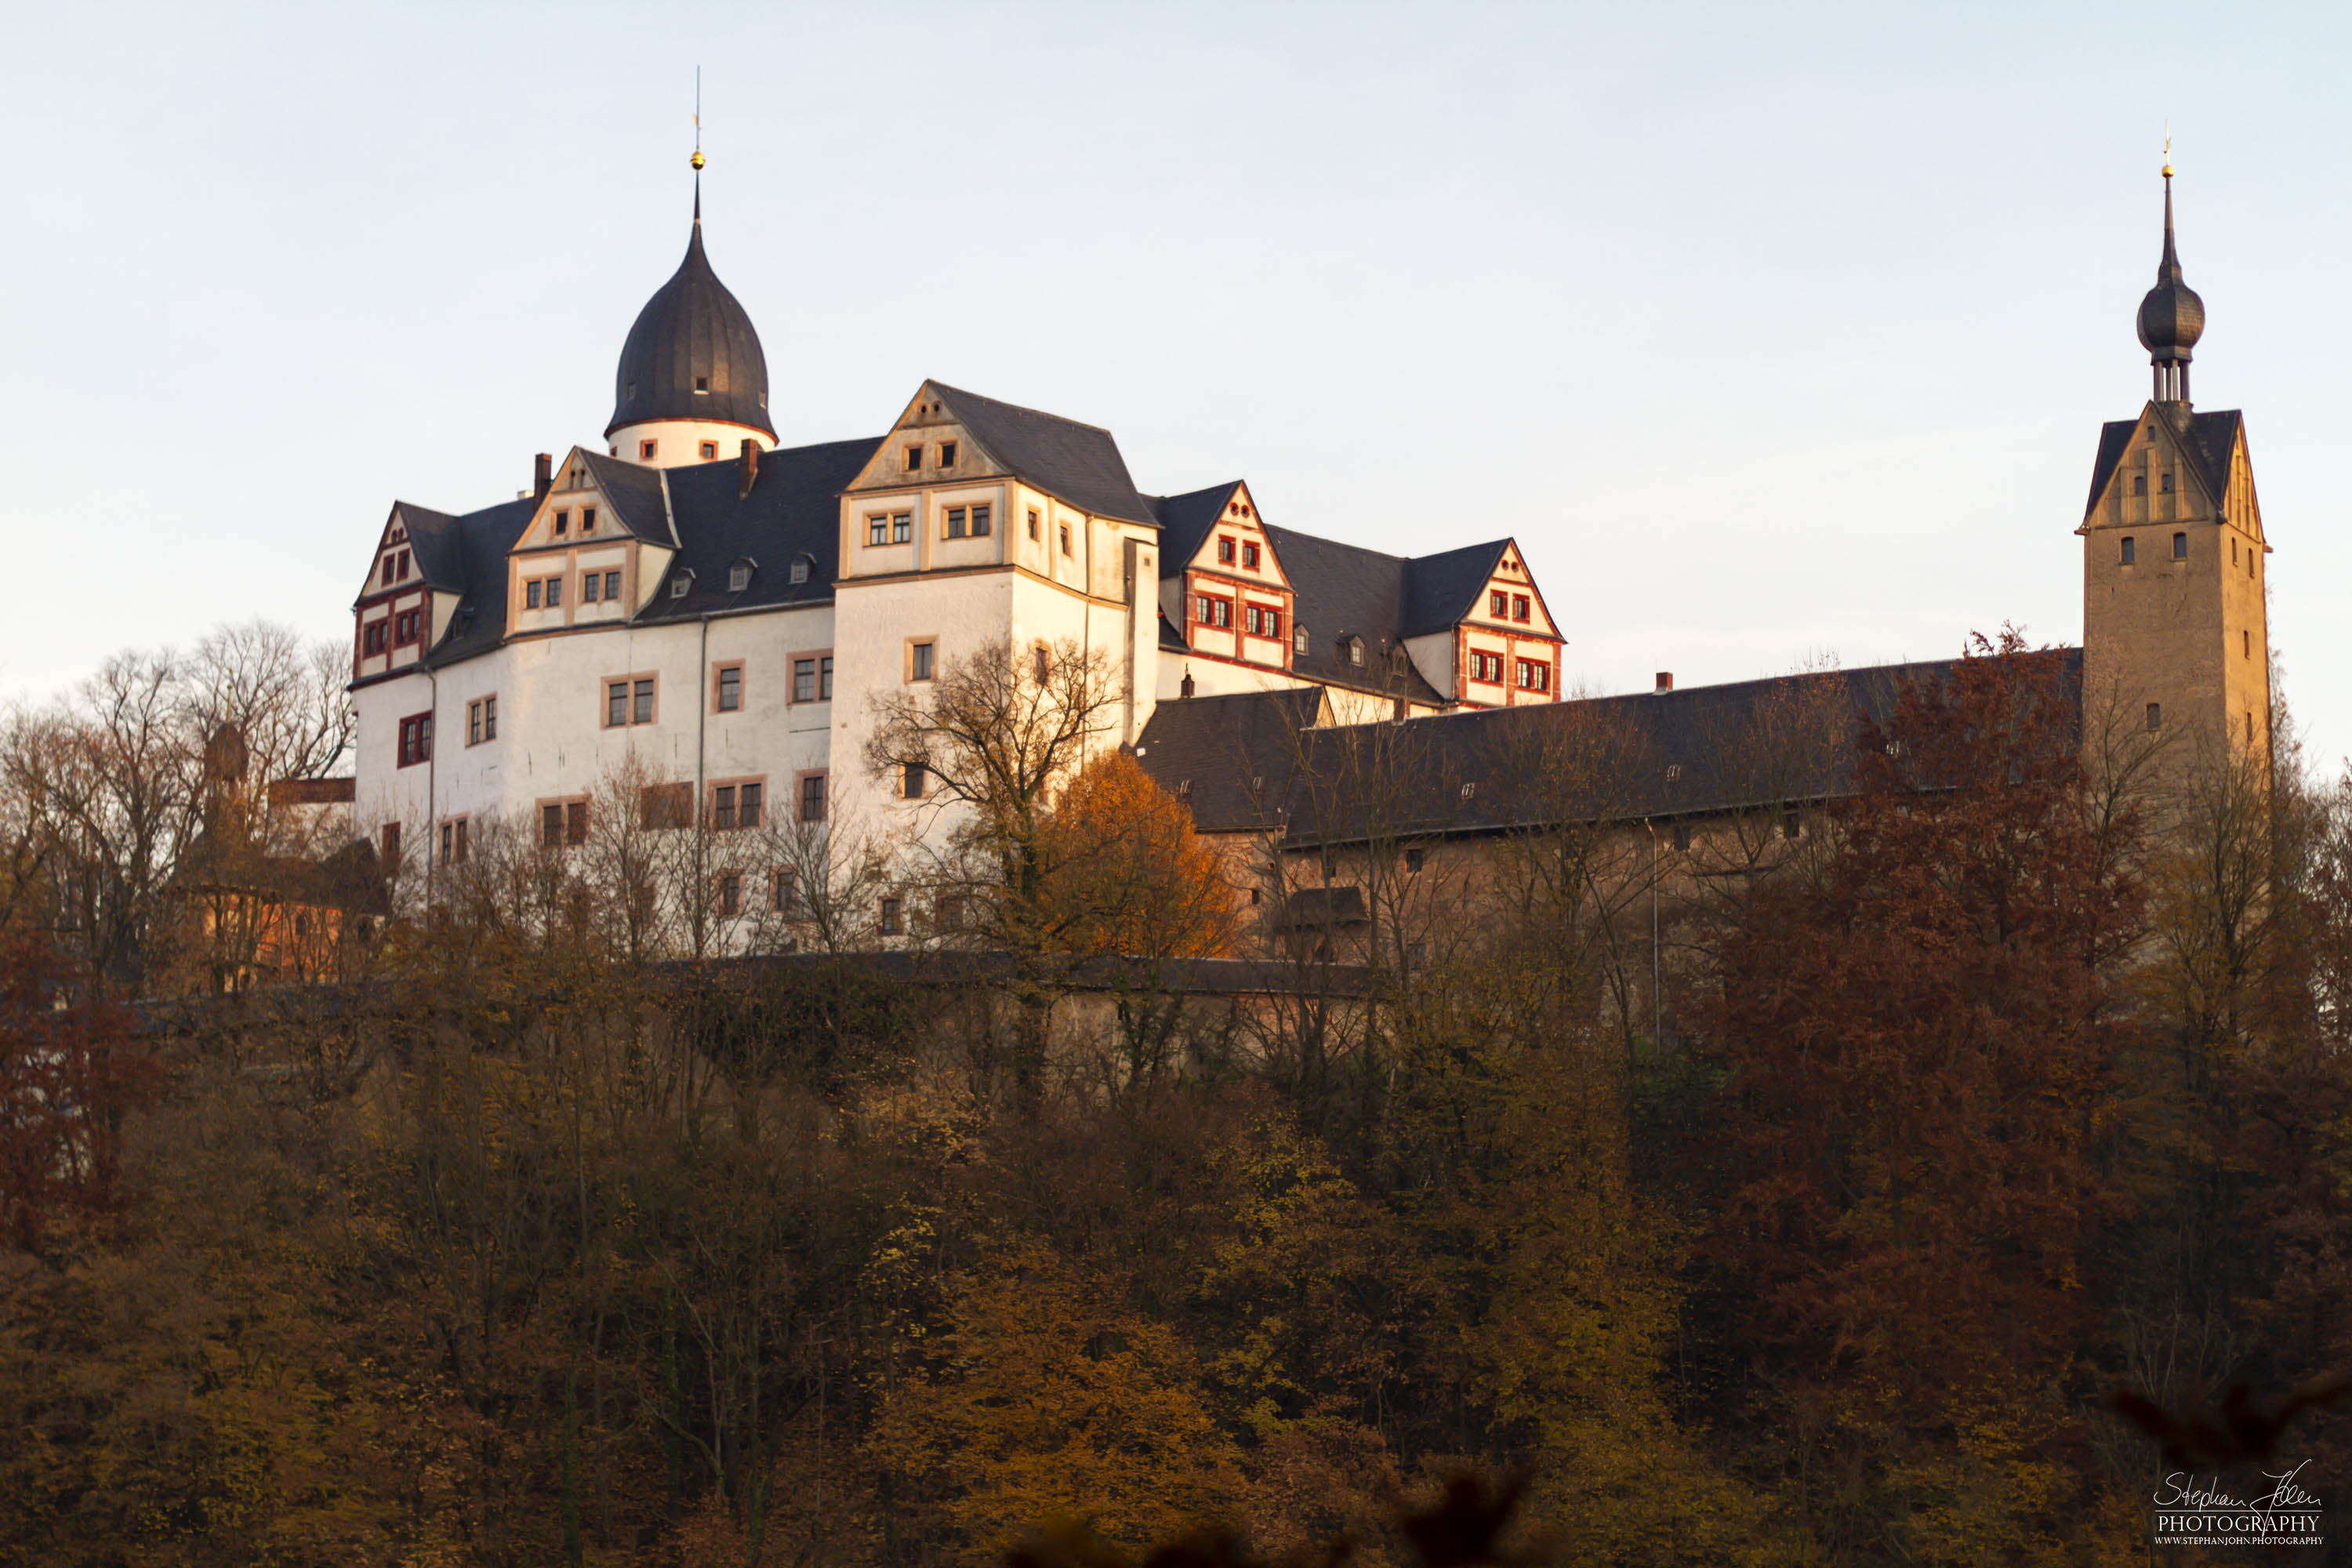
[5,3,2350,765]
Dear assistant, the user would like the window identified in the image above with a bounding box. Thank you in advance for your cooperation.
[1033,645,1050,683]
[2147,702,2163,731]
[397,549,410,579]
[641,439,658,460]
[602,570,619,600]
[363,621,387,655]
[710,781,764,830]
[700,441,718,460]
[1672,824,1692,852]
[819,656,833,699]
[1218,535,1236,564]
[793,656,822,703]
[970,503,990,536]
[1781,811,1802,842]
[1512,594,1530,623]
[2249,712,2257,744]
[1347,637,1364,667]
[1516,659,1551,691]
[2161,471,2174,493]
[1246,604,1263,636]
[2133,474,2147,495]
[466,695,497,745]
[878,895,905,936]
[2232,539,2239,565]
[902,761,927,800]
[729,562,751,591]
[381,822,401,863]
[718,873,742,918]
[526,581,542,609]
[1059,523,1072,556]
[893,512,912,544]
[582,572,601,603]
[381,557,397,586]
[604,676,657,727]
[789,555,811,584]
[438,818,469,866]
[1406,848,1425,873]
[1294,626,1308,655]
[909,641,935,681]
[946,506,967,539]
[392,608,422,644]
[2245,630,2252,660]
[799,772,827,823]
[714,662,742,713]
[868,514,889,546]
[546,576,563,607]
[1027,508,1040,541]
[903,444,922,472]
[771,866,799,913]
[397,713,432,767]
[1243,541,1260,570]
[1469,652,1501,684]
[939,441,957,466]
[640,782,693,829]
[2120,535,2136,565]
[583,507,597,534]
[554,510,569,536]
[1490,590,1508,617]
[670,572,691,599]
[2172,532,2188,561]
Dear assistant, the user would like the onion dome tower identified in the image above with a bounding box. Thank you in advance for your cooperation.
[2136,148,2205,406]
[605,150,776,468]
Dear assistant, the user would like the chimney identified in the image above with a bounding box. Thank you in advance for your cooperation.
[1654,671,1674,694]
[739,438,760,499]
[533,452,552,501]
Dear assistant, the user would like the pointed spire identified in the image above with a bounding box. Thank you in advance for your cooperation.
[2158,161,2182,285]
[2136,140,2205,404]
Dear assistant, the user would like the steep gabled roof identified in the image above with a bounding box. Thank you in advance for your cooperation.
[413,497,535,670]
[581,449,676,544]
[930,382,1156,524]
[634,437,880,621]
[1259,524,1447,706]
[1399,539,1508,637]
[391,503,469,593]
[1149,483,1242,577]
[2084,407,2243,515]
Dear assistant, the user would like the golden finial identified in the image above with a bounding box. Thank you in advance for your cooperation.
[691,67,704,170]
[2162,125,2172,180]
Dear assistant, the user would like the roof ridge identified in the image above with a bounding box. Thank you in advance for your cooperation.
[929,379,1118,439]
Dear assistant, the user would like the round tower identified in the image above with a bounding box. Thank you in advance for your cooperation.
[605,158,777,468]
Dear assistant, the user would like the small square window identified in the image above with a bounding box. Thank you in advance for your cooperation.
[641,439,658,460]
[939,441,957,466]
[909,641,935,681]
[695,376,710,394]
[700,441,718,460]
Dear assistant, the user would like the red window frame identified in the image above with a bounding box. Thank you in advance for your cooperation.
[1490,590,1508,617]
[1195,593,1232,628]
[362,620,387,655]
[1512,594,1530,623]
[1217,535,1236,564]
[397,712,432,768]
[1243,541,1261,570]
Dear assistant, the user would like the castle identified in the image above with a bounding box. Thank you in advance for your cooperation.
[347,157,2266,898]
[347,176,1564,875]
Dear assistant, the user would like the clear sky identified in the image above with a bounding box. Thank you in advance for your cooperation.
[5,3,2348,765]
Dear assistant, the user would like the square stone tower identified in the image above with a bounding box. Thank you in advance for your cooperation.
[2079,163,2270,777]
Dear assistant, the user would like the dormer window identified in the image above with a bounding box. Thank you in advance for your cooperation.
[670,570,694,600]
[729,560,754,592]
[789,554,811,585]
[939,441,958,467]
[1294,626,1308,655]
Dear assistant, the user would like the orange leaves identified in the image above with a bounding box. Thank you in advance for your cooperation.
[1036,752,1238,960]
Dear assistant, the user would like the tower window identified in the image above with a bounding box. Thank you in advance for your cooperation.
[2245,630,2252,660]
[2231,539,2239,564]
[641,439,658,460]
[695,376,709,393]
[2172,532,2187,561]
[2147,702,2163,731]
[2119,536,2136,565]
[700,441,717,460]
[902,762,927,800]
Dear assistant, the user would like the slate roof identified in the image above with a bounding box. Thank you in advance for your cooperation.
[1133,688,1330,833]
[931,382,1156,524]
[1149,483,1240,578]
[633,437,880,622]
[412,498,535,671]
[1141,652,2085,843]
[390,504,468,593]
[581,449,677,545]
[1399,539,1508,637]
[606,208,775,440]
[2084,408,2243,515]
[1258,525,1450,706]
